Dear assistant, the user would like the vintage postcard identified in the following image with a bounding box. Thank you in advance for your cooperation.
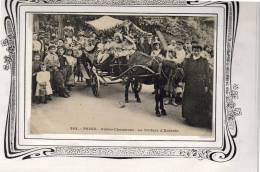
[0,0,259,171]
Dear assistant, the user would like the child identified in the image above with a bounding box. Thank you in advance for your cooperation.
[32,54,42,103]
[151,41,164,60]
[35,64,53,104]
[75,49,84,82]
[65,48,77,90]
[174,82,184,105]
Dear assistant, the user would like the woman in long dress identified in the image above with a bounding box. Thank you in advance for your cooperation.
[182,45,211,128]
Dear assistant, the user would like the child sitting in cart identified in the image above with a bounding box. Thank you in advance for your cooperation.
[35,64,53,104]
[96,38,111,64]
[110,33,136,63]
[122,35,137,60]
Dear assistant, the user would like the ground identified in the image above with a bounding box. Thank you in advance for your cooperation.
[31,82,212,137]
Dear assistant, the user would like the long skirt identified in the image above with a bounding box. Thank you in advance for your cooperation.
[66,66,75,86]
[182,78,210,128]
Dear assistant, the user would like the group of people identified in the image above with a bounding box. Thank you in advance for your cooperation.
[32,27,214,128]
[32,30,88,104]
[154,40,212,128]
[31,28,138,104]
[126,33,213,128]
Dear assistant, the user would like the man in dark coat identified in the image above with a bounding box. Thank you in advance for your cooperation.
[53,66,70,98]
[182,45,211,128]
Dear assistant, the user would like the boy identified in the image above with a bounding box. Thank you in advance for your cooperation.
[44,45,60,91]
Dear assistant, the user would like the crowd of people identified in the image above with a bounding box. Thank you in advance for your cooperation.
[32,24,214,128]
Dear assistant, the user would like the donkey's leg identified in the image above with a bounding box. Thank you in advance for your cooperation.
[125,79,130,103]
[155,89,161,117]
[133,80,141,103]
[160,88,167,116]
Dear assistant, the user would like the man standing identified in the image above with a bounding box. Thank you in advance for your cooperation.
[44,45,60,91]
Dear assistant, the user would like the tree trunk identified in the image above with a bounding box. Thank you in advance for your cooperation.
[57,15,64,39]
[33,15,39,33]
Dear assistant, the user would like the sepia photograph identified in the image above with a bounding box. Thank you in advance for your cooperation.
[30,13,215,137]
[2,0,260,169]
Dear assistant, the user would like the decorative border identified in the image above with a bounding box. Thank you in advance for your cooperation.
[1,0,241,162]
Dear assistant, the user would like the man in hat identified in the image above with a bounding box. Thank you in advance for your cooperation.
[44,45,60,90]
[44,45,60,70]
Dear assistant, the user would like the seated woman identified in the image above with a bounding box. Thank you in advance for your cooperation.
[110,32,124,59]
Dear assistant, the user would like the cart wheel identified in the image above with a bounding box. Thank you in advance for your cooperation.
[131,81,142,93]
[91,72,100,97]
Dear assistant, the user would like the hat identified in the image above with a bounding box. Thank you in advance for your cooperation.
[34,53,41,57]
[48,45,56,50]
[192,45,202,51]
[176,40,184,45]
[153,40,160,45]
[191,40,198,45]
[171,40,176,44]
[147,33,153,37]
[39,34,44,39]
[57,46,65,51]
